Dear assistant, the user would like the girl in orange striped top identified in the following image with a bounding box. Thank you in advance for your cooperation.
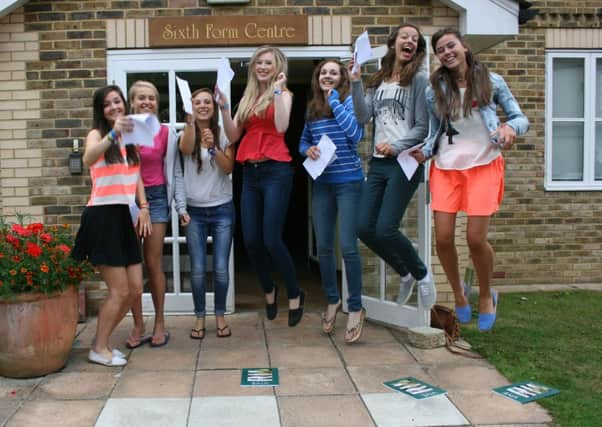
[72,85,152,367]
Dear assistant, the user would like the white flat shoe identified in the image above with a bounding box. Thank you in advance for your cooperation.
[112,349,127,359]
[88,350,127,367]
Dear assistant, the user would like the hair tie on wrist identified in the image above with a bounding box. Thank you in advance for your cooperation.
[274,89,282,95]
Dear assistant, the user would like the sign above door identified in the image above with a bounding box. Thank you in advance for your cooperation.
[149,15,308,47]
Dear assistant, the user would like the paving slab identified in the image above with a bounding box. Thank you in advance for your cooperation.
[193,370,273,397]
[197,346,269,369]
[111,370,194,398]
[5,400,104,427]
[0,377,40,399]
[270,344,343,368]
[95,398,189,427]
[347,365,436,394]
[447,390,553,425]
[428,364,511,392]
[275,367,355,396]
[337,341,416,366]
[29,372,117,400]
[362,392,469,427]
[0,398,19,426]
[279,395,375,427]
[189,396,279,427]
[125,346,198,371]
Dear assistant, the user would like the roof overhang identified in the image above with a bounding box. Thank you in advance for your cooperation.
[0,0,28,17]
[438,0,520,52]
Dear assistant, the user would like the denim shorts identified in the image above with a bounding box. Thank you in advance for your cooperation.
[145,184,170,223]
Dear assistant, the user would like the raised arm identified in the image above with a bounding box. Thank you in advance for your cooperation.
[82,116,132,166]
[273,72,293,134]
[330,93,363,146]
[215,88,244,143]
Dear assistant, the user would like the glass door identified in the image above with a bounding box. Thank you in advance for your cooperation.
[107,50,234,314]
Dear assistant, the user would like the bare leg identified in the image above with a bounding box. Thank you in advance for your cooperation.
[143,222,167,345]
[467,215,495,313]
[95,265,133,359]
[434,211,467,307]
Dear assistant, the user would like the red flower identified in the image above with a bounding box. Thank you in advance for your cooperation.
[9,270,17,276]
[40,233,52,243]
[6,234,19,248]
[26,242,42,258]
[56,244,71,254]
[11,224,32,237]
[12,255,20,262]
[26,223,44,234]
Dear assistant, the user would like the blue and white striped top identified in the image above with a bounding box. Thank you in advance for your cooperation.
[299,96,364,184]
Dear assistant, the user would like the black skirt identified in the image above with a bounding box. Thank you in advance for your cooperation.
[71,204,142,267]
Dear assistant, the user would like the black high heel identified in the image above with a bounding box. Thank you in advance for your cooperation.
[288,289,305,327]
[265,286,278,320]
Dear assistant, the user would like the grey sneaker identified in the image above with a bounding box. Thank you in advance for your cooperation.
[417,272,436,309]
[396,274,415,305]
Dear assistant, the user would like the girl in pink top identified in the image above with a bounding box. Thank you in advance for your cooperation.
[126,81,178,349]
[217,46,304,327]
[72,85,151,367]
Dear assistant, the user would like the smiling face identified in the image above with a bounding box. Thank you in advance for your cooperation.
[103,90,126,125]
[131,85,158,114]
[318,61,342,93]
[435,32,468,72]
[253,51,276,84]
[192,90,214,122]
[393,26,420,63]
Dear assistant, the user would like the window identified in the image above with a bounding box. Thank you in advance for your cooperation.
[546,51,602,190]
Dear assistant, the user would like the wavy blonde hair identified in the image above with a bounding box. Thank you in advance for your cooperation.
[128,80,160,114]
[236,46,288,125]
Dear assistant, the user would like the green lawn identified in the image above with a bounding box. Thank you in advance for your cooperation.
[461,291,602,427]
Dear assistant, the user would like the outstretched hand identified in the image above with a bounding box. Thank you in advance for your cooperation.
[347,59,361,82]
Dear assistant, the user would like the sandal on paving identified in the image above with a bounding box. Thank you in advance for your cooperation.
[150,331,170,347]
[125,334,152,349]
[321,300,342,334]
[190,328,206,340]
[216,325,232,338]
[344,308,366,344]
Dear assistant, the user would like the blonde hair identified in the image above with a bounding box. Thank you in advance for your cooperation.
[236,46,288,125]
[128,80,160,114]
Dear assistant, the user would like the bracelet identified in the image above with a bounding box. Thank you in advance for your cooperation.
[139,202,149,209]
[208,147,216,157]
[274,89,282,95]
[219,103,229,110]
[107,129,118,144]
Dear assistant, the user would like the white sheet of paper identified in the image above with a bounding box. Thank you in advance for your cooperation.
[121,113,161,147]
[216,57,234,92]
[396,143,425,180]
[303,134,338,180]
[352,31,372,73]
[176,76,193,114]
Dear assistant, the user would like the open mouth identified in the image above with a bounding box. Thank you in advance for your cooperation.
[402,46,413,53]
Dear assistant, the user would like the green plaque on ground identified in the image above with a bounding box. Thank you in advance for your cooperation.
[493,381,559,404]
[383,376,446,399]
[241,368,279,387]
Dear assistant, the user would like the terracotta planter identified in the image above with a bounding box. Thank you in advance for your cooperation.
[0,285,78,378]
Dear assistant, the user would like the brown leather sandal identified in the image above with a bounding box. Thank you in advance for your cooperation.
[344,308,366,344]
[321,300,342,334]
[216,325,231,338]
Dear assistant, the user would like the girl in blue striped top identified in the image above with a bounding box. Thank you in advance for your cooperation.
[299,59,366,343]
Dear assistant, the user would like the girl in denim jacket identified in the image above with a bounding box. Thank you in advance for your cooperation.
[412,28,529,332]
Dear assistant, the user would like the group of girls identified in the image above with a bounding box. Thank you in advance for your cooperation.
[72,23,528,366]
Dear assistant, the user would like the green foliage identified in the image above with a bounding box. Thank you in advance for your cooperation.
[462,291,602,427]
[0,216,93,298]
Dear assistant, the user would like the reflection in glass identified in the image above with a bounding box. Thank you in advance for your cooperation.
[552,122,584,181]
[175,71,217,123]
[552,58,584,118]
[595,121,602,181]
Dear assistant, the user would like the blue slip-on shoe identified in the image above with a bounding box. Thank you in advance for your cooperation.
[455,281,472,324]
[478,290,498,332]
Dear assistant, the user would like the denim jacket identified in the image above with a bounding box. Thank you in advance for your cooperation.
[422,72,529,159]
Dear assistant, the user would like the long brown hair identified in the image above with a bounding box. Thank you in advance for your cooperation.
[91,85,139,165]
[307,59,351,121]
[367,23,426,89]
[190,88,220,173]
[430,28,492,121]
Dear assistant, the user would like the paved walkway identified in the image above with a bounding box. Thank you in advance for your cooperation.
[1,310,553,427]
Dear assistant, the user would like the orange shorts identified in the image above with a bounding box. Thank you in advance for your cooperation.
[429,155,505,216]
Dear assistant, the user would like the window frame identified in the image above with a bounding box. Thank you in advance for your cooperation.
[545,50,602,191]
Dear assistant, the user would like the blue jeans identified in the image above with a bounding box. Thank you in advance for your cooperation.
[185,201,234,317]
[241,160,299,299]
[312,180,363,312]
[357,157,427,280]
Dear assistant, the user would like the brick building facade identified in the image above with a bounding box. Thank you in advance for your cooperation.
[0,1,600,312]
